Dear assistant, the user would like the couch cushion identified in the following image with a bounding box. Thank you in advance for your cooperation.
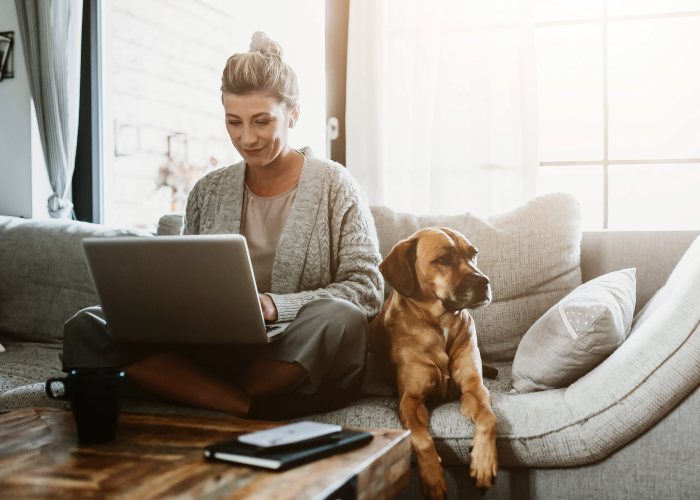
[370,193,582,362]
[0,217,151,343]
[0,335,64,395]
[511,268,637,394]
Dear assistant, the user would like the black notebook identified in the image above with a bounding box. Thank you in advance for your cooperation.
[204,429,374,470]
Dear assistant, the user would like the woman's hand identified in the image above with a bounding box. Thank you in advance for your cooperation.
[259,293,278,322]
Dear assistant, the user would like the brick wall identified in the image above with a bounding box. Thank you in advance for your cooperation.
[105,0,240,230]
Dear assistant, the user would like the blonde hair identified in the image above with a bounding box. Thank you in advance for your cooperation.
[221,32,299,109]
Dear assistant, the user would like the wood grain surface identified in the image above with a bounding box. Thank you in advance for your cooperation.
[0,408,410,500]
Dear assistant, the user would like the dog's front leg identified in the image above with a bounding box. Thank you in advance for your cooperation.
[398,368,447,500]
[397,373,447,500]
[450,345,498,491]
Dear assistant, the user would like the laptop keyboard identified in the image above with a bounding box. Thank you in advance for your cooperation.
[266,325,282,333]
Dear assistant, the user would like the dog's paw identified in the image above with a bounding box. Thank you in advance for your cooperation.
[419,463,448,500]
[469,439,498,491]
[420,475,447,500]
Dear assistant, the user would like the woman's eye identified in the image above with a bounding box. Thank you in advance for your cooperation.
[228,121,241,126]
[256,120,271,126]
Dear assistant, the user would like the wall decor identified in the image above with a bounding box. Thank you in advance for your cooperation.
[0,31,14,81]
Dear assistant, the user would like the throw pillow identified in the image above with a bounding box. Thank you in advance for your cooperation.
[370,193,582,362]
[511,268,636,394]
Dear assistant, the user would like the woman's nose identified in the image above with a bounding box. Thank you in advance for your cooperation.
[241,125,256,147]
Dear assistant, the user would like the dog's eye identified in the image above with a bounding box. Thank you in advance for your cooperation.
[436,255,453,266]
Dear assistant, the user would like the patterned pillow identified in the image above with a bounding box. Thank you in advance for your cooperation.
[511,268,636,393]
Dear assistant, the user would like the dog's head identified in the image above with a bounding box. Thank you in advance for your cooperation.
[380,227,491,311]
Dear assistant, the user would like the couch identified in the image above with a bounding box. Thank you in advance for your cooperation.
[1,197,699,500]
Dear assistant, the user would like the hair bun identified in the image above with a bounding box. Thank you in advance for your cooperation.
[249,31,284,59]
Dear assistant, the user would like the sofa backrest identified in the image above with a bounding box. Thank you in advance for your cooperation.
[2,211,695,347]
[0,216,152,343]
[580,230,700,315]
[156,210,699,353]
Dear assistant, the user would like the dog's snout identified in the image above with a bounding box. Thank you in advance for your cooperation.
[450,273,491,310]
[472,274,490,289]
[457,273,490,294]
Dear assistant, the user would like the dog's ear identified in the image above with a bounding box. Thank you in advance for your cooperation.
[380,238,418,298]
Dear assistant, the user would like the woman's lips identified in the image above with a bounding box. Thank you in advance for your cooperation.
[243,147,265,155]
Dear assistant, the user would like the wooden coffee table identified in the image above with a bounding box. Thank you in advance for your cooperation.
[0,407,410,500]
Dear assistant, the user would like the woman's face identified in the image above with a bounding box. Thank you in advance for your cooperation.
[223,93,299,168]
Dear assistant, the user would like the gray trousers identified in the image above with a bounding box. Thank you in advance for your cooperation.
[62,298,368,395]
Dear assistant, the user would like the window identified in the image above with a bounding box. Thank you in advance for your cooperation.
[101,0,326,231]
[534,0,700,230]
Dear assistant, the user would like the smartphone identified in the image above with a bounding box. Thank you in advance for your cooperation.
[238,421,343,448]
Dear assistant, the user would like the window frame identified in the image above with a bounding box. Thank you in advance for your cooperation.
[325,0,350,166]
[72,0,103,224]
[536,2,700,228]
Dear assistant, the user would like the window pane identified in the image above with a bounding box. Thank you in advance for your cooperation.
[533,0,603,23]
[103,0,326,231]
[608,164,700,229]
[536,165,604,230]
[537,24,604,161]
[607,0,700,17]
[608,17,700,160]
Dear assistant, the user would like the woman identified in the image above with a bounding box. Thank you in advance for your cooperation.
[62,32,384,418]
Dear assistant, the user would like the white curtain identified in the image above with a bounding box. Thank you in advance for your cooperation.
[346,0,538,217]
[15,0,83,219]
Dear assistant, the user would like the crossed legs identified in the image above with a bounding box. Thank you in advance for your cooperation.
[62,299,367,419]
[125,352,306,417]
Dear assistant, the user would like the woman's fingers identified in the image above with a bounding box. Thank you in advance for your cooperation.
[259,293,278,322]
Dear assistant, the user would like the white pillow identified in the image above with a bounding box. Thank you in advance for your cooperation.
[511,268,636,394]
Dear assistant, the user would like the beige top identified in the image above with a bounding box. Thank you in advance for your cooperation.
[240,182,298,294]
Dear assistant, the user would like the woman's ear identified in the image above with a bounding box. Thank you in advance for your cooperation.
[289,104,300,128]
[379,238,418,298]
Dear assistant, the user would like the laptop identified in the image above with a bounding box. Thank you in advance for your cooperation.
[81,235,291,344]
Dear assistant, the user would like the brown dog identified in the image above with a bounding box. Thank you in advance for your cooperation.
[369,227,498,499]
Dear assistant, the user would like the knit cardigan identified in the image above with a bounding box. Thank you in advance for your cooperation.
[181,148,384,322]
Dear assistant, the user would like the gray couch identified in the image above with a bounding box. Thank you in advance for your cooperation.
[1,208,699,500]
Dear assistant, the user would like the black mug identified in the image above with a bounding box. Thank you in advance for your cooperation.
[46,369,126,443]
